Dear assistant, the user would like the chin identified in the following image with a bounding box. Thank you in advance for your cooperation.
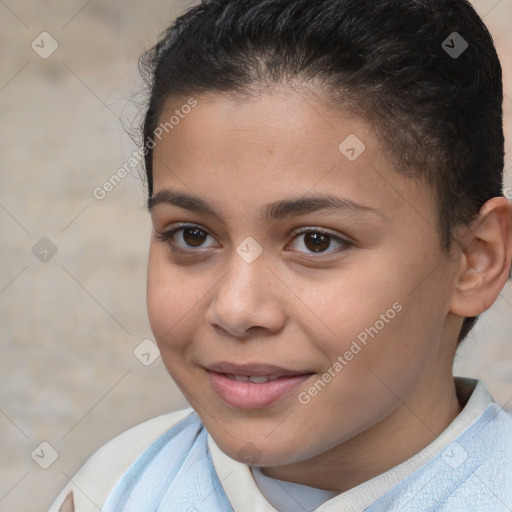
[208,426,308,467]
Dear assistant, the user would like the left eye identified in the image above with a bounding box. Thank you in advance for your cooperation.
[287,229,351,255]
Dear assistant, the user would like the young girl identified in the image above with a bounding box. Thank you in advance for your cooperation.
[49,0,512,510]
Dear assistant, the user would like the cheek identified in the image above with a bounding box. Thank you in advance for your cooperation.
[302,266,400,344]
[302,255,436,383]
[146,247,201,352]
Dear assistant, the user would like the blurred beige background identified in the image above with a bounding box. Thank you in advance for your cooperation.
[0,1,511,511]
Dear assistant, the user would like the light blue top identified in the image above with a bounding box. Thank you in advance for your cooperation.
[101,381,512,511]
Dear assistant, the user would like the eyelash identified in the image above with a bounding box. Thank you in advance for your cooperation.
[154,223,354,259]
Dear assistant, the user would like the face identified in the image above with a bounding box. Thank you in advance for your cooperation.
[147,86,461,470]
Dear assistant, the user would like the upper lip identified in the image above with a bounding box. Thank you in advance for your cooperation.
[206,361,312,377]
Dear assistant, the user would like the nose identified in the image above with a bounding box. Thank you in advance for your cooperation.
[205,253,287,339]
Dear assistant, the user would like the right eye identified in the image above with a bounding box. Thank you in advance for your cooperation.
[155,224,220,254]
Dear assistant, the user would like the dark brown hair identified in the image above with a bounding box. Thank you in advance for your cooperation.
[139,0,506,343]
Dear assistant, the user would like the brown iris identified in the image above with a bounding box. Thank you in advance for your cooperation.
[183,228,208,247]
[303,232,331,252]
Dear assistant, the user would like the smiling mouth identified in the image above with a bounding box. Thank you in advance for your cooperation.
[206,364,315,409]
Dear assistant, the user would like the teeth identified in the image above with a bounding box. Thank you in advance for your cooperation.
[230,374,283,383]
[249,376,270,383]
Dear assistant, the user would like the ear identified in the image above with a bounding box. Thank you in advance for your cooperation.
[450,196,512,317]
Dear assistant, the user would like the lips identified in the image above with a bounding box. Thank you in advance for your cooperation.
[206,361,310,377]
[205,361,314,409]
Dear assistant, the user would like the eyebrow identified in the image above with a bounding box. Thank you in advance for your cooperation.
[148,189,386,220]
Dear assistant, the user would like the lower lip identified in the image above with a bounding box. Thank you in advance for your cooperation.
[208,371,313,409]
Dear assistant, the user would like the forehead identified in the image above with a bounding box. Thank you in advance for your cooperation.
[151,87,435,226]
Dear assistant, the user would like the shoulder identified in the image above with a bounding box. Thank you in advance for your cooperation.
[48,407,194,512]
[427,404,512,511]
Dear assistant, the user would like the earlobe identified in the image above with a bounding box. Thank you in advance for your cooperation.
[450,197,512,317]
